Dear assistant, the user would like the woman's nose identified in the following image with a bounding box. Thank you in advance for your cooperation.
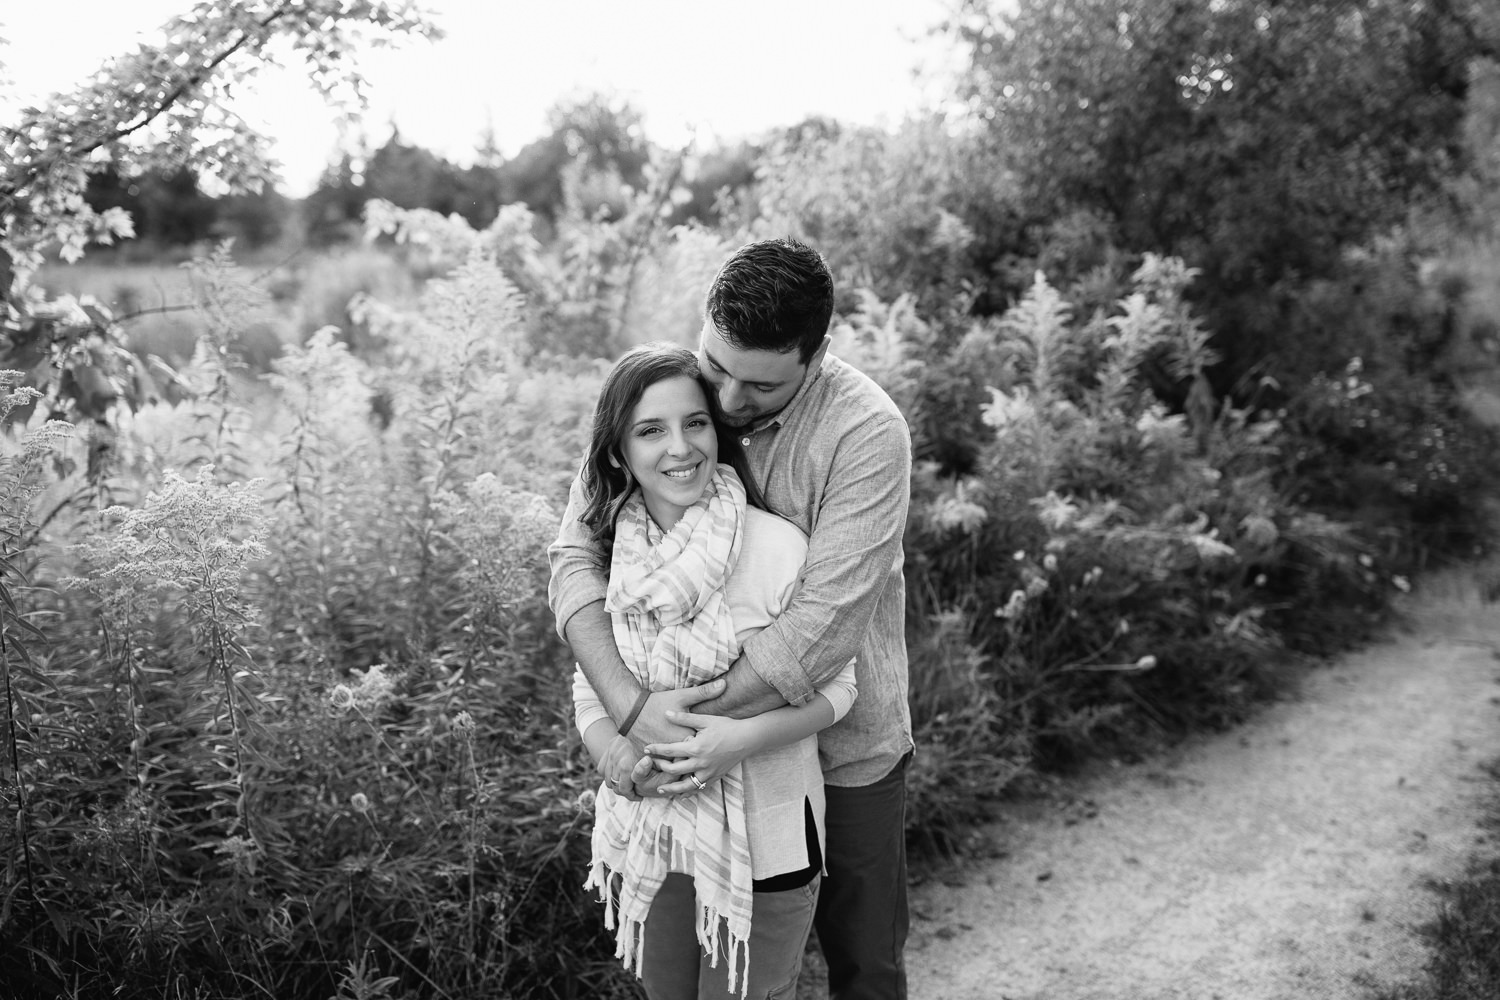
[666,428,692,456]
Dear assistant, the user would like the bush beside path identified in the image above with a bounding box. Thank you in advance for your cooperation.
[904,562,1500,1000]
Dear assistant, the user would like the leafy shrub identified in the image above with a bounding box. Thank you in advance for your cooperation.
[287,247,419,350]
[890,258,1385,850]
[1281,356,1500,576]
[749,118,1014,318]
[0,244,637,999]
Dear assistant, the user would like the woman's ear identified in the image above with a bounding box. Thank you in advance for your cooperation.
[608,451,621,469]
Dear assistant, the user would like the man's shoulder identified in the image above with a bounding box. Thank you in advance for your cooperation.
[811,354,907,429]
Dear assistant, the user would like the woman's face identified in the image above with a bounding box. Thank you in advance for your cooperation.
[619,375,719,530]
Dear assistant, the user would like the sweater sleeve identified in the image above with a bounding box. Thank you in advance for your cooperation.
[571,665,611,736]
[819,657,858,722]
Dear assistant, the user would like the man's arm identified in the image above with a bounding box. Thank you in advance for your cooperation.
[701,412,912,719]
[548,474,708,749]
[645,656,858,793]
[548,473,636,715]
[562,600,711,748]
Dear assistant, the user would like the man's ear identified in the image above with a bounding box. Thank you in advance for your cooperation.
[807,334,832,370]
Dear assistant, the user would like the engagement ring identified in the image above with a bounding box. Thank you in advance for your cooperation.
[689,774,706,790]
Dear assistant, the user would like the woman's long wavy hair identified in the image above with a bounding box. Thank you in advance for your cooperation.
[580,343,766,551]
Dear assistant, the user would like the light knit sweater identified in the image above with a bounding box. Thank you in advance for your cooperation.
[573,505,857,880]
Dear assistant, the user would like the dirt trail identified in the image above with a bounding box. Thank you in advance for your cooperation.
[905,563,1500,1000]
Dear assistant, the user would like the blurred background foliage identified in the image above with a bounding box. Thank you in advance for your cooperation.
[4,0,1500,996]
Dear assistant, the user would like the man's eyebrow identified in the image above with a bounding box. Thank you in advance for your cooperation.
[704,349,783,387]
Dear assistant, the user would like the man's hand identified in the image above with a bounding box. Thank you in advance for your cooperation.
[625,676,727,748]
[596,734,651,800]
[694,657,786,719]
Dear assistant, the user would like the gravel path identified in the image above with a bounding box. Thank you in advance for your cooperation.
[904,563,1500,1000]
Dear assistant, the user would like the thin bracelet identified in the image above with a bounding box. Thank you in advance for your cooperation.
[617,689,650,738]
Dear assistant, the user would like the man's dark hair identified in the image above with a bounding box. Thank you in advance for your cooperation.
[705,238,834,364]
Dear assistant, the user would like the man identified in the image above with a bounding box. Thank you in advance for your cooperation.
[548,237,913,999]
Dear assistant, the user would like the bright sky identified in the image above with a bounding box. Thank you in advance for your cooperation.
[1,1,965,196]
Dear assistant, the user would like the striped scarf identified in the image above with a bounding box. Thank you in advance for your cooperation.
[586,464,755,996]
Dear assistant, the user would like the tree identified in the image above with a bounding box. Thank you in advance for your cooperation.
[365,128,464,213]
[86,165,217,247]
[302,149,372,246]
[952,0,1499,370]
[497,93,652,223]
[751,116,1016,319]
[668,139,759,226]
[1,0,438,423]
[546,93,650,190]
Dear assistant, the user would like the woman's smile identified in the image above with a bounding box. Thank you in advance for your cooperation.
[621,376,720,530]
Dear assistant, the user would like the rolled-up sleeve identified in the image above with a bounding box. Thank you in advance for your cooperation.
[547,473,609,640]
[740,412,911,705]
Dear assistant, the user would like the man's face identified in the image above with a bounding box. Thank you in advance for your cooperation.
[696,320,819,430]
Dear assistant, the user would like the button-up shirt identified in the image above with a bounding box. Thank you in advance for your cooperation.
[548,353,913,787]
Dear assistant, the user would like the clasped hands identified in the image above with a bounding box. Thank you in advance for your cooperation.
[598,677,754,800]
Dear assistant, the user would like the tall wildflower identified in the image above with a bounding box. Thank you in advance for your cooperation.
[73,465,270,841]
[268,327,375,485]
[0,372,74,929]
[154,244,271,478]
[354,248,529,651]
[433,472,558,664]
[264,327,384,685]
[1002,270,1076,409]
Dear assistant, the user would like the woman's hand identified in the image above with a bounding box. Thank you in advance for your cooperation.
[642,709,759,795]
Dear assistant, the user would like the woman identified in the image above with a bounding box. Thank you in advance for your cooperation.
[572,343,856,999]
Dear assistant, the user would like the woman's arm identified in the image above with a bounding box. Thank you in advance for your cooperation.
[574,666,658,799]
[643,657,857,794]
[642,694,835,795]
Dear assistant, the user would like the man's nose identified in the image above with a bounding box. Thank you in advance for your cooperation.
[717,380,747,414]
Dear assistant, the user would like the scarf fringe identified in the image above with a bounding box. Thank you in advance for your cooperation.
[699,899,751,998]
[585,855,752,997]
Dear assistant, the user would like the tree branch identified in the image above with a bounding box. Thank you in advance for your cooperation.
[69,5,293,161]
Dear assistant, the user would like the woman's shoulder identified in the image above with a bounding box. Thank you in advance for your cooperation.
[727,507,807,620]
[743,505,808,553]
